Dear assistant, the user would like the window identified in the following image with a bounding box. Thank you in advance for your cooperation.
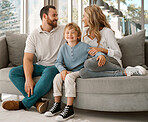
[0,0,44,36]
[144,0,148,39]
[104,0,122,38]
[27,0,44,33]
[82,0,90,30]
[104,0,146,38]
[55,0,90,30]
[72,0,78,24]
[56,0,68,25]
[0,0,21,36]
[120,0,141,35]
[0,0,90,36]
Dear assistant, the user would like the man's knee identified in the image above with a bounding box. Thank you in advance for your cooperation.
[41,66,59,85]
[9,66,24,79]
[43,66,59,75]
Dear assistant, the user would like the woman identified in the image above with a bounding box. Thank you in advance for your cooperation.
[80,4,146,78]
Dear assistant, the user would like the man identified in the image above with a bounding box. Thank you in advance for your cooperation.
[2,5,65,113]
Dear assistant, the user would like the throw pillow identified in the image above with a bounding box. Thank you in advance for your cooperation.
[118,30,145,68]
[6,32,28,66]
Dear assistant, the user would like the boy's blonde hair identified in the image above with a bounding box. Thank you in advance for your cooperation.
[64,22,81,42]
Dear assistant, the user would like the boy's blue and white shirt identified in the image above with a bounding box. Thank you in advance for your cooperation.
[55,42,106,72]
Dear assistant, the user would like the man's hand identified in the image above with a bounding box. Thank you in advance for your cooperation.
[60,70,69,81]
[96,55,106,67]
[25,79,35,97]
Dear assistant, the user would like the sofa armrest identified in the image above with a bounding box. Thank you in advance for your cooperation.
[0,36,9,69]
[145,40,148,68]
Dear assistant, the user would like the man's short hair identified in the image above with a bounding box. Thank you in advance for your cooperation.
[40,5,56,20]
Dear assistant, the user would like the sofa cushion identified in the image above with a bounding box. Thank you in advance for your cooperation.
[0,67,12,81]
[1,67,148,95]
[6,32,28,66]
[75,73,148,94]
[118,30,145,68]
[0,67,41,82]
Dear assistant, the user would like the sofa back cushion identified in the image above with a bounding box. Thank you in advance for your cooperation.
[118,30,145,68]
[5,30,146,68]
[6,32,37,66]
[6,32,28,66]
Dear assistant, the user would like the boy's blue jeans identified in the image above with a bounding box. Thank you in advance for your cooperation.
[9,64,59,108]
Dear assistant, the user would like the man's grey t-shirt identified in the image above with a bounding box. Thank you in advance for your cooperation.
[24,25,65,66]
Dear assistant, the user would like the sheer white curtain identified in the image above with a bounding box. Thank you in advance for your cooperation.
[27,0,44,34]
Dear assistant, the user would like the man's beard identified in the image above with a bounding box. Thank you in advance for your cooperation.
[47,18,57,28]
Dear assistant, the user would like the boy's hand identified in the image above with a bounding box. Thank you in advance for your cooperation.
[60,70,69,81]
[96,55,106,67]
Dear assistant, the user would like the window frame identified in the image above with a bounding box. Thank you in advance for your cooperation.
[21,0,90,34]
[20,0,48,34]
[52,0,90,29]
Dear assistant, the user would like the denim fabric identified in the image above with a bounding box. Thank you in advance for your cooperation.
[80,57,125,78]
[9,64,59,108]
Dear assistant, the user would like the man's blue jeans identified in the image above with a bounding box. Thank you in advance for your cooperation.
[9,64,59,108]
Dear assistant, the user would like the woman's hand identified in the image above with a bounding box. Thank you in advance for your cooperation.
[96,55,106,67]
[88,47,108,56]
[88,47,98,56]
[60,70,69,81]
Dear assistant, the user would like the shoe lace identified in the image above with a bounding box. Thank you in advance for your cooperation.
[60,106,69,117]
[129,69,140,76]
[50,103,58,112]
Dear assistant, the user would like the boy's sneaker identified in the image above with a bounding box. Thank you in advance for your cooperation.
[125,66,147,76]
[55,105,74,121]
[44,102,61,117]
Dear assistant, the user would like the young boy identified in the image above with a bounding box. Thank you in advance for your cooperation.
[44,22,106,121]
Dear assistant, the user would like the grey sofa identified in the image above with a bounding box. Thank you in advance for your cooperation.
[0,30,148,112]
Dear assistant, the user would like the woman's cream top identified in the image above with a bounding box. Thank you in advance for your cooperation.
[82,27,122,67]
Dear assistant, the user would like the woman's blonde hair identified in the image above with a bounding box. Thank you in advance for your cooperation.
[84,4,112,46]
[64,22,81,42]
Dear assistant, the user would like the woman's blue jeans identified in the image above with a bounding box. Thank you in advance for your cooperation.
[80,57,125,78]
[9,64,59,108]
